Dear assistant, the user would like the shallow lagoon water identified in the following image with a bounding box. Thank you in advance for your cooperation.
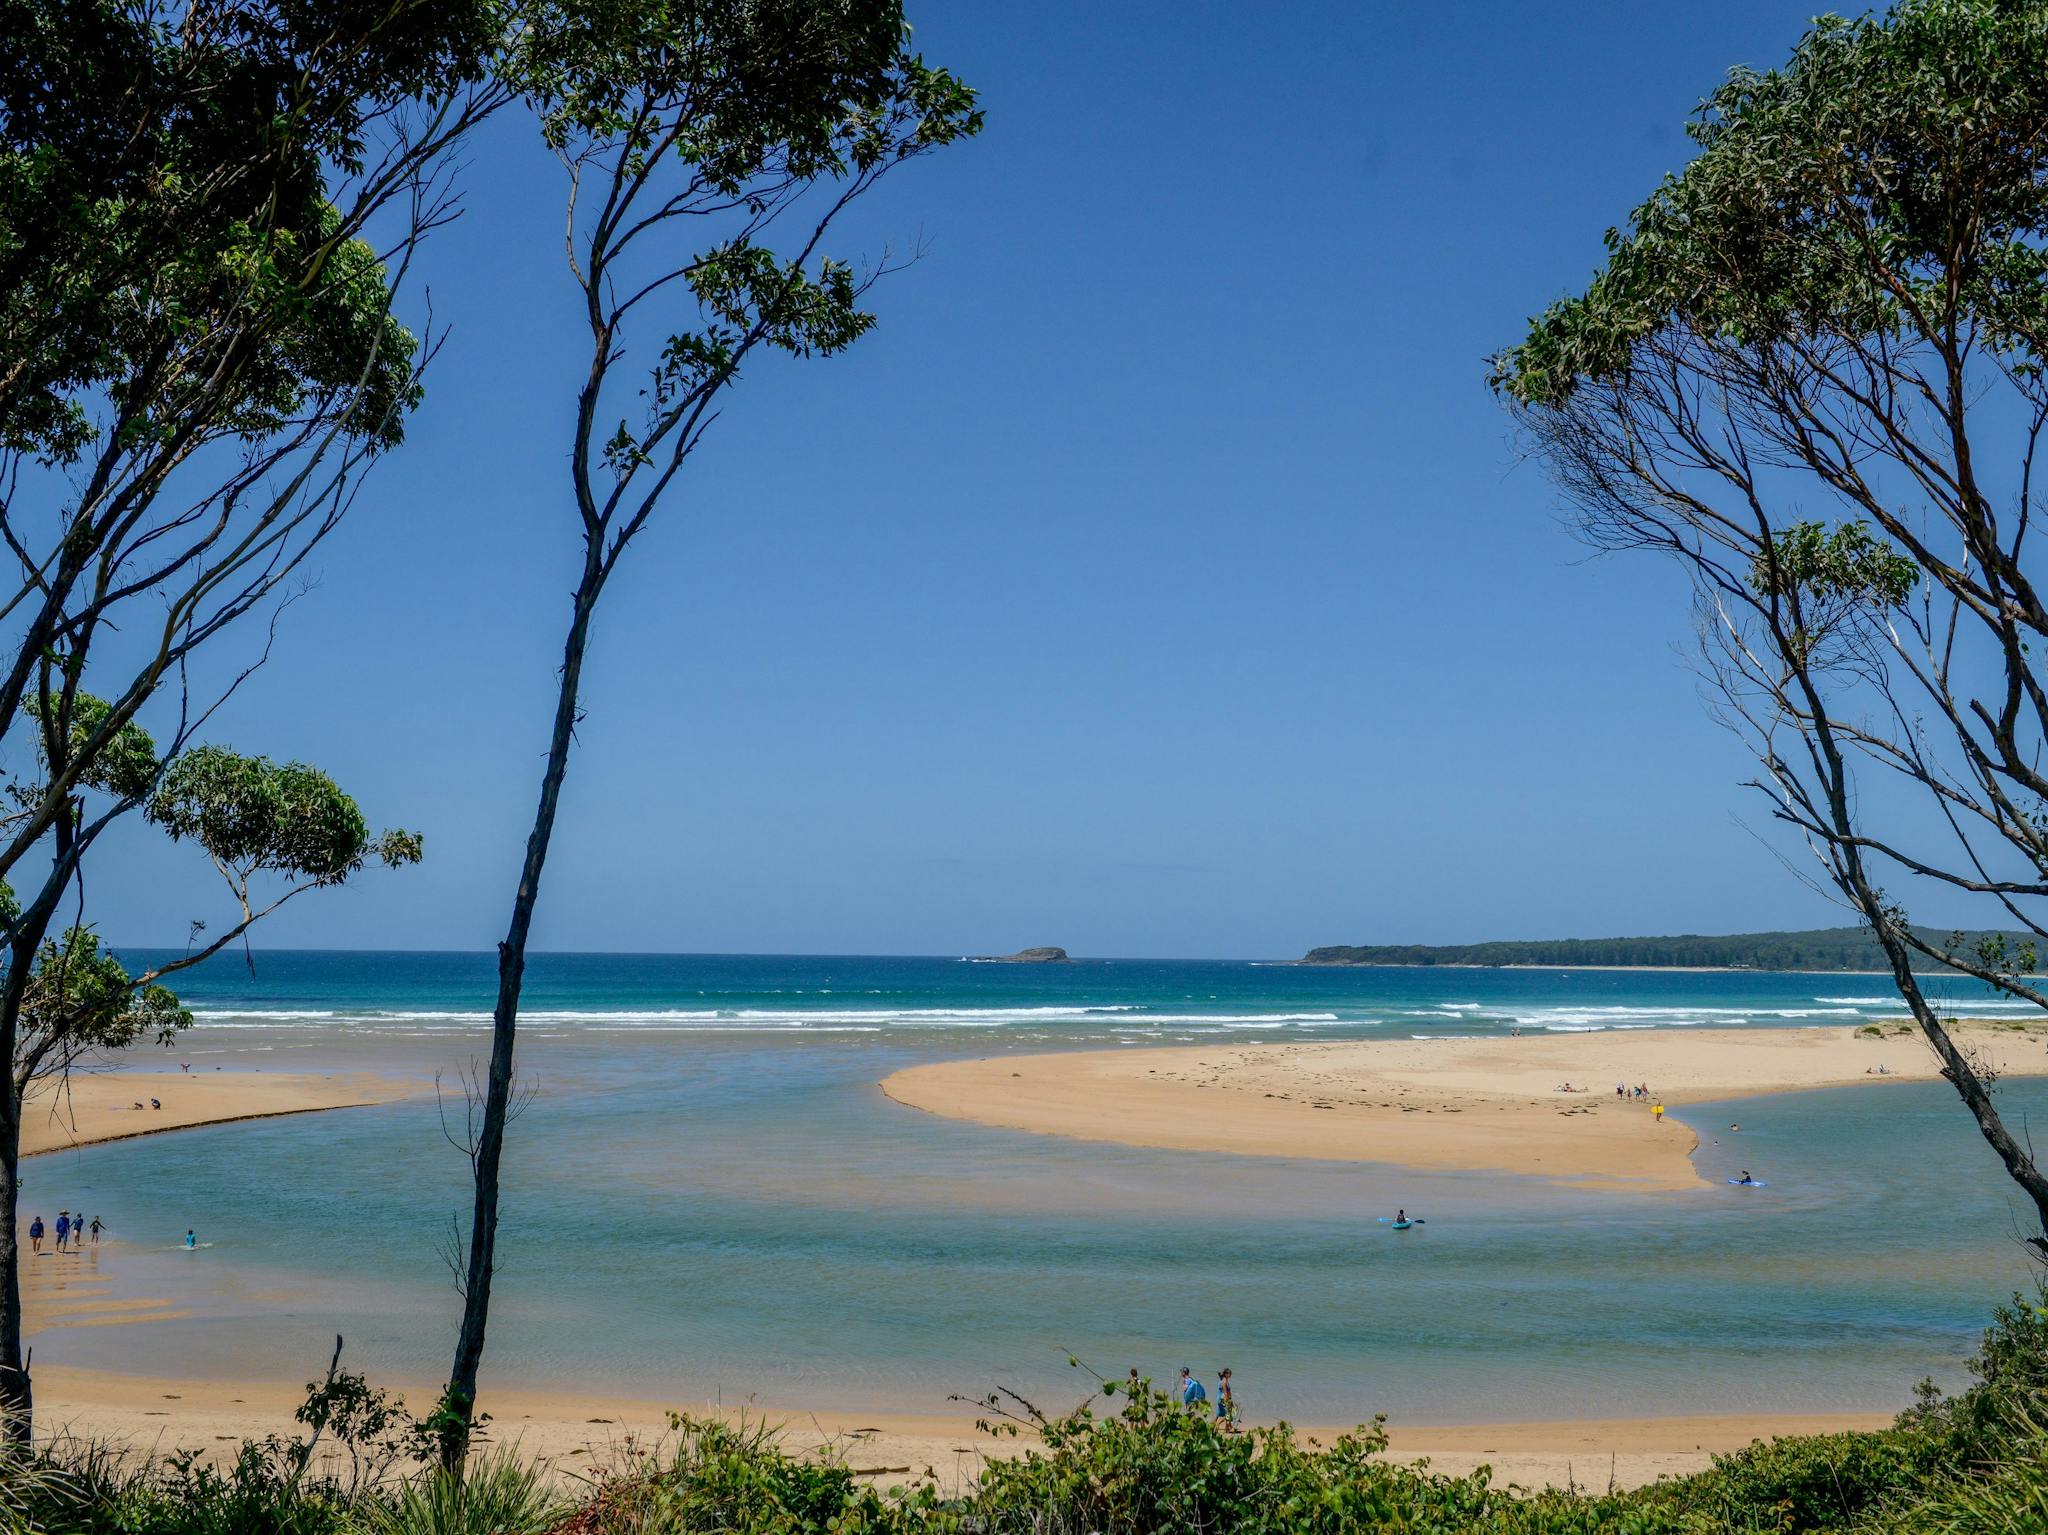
[25,952,2048,1424]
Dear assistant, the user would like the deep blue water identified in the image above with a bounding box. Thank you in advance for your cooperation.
[24,951,2047,1425]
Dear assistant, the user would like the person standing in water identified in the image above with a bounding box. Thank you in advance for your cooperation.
[184,1229,196,1250]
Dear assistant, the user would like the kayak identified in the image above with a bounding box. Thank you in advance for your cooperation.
[1375,1216,1426,1224]
[1727,1179,1767,1187]
[1391,1220,1413,1230]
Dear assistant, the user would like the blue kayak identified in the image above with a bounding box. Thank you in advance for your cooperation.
[1391,1220,1413,1229]
[1727,1179,1767,1187]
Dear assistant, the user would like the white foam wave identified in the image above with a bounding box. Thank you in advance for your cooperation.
[188,1005,1341,1029]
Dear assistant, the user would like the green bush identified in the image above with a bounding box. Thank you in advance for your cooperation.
[361,1447,564,1535]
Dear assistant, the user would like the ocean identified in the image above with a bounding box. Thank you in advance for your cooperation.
[24,950,2047,1426]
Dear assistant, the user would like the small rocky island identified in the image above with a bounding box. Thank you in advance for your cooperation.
[970,946,1072,963]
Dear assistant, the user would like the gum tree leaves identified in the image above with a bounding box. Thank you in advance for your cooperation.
[147,746,421,888]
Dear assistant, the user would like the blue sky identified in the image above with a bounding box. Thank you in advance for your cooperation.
[101,2,1879,959]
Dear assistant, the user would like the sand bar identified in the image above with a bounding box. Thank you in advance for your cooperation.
[880,1024,2048,1189]
[18,1069,408,1158]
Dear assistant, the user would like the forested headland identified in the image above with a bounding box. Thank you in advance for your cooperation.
[1299,927,2033,971]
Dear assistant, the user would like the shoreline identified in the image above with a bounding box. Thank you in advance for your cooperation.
[18,1070,414,1159]
[880,1024,2048,1189]
[27,1363,1892,1491]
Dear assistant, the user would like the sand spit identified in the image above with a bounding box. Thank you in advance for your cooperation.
[880,1023,2048,1189]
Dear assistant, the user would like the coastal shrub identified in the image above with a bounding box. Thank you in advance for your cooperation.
[1887,1428,2048,1533]
[1630,1428,1944,1532]
[51,1439,355,1535]
[555,1417,927,1535]
[959,1381,1687,1535]
[1894,1289,2048,1468]
[363,1448,564,1535]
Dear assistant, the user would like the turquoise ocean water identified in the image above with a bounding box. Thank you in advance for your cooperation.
[23,951,2048,1425]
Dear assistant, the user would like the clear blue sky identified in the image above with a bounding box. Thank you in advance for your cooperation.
[102,2,1885,959]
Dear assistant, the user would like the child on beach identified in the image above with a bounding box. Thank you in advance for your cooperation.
[88,1216,103,1245]
[27,1217,41,1253]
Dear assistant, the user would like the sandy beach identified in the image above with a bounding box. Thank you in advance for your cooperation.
[880,1023,2048,1189]
[24,1362,1889,1492]
[18,1069,408,1158]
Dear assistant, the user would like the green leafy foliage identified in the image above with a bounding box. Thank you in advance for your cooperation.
[12,929,190,1072]
[22,692,157,800]
[1752,524,1919,611]
[0,0,502,462]
[361,1449,565,1535]
[1492,1,2048,406]
[146,746,420,886]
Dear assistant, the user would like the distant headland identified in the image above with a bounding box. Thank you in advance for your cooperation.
[1299,926,2033,973]
[968,946,1072,964]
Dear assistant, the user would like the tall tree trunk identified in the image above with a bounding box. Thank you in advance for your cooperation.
[0,1094,24,1453]
[441,564,602,1468]
[1869,916,2048,1256]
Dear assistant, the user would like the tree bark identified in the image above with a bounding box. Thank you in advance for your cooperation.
[0,1090,24,1453]
[441,563,602,1468]
[1870,919,2048,1255]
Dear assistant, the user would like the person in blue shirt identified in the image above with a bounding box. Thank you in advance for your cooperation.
[54,1213,69,1252]
[1178,1367,1206,1410]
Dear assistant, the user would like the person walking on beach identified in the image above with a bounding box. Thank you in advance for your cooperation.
[88,1216,103,1245]
[27,1216,42,1254]
[54,1212,69,1252]
[1179,1368,1206,1411]
[1215,1368,1237,1430]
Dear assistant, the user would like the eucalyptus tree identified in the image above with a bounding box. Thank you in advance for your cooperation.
[0,0,504,1439]
[436,0,979,1461]
[1493,0,2048,1247]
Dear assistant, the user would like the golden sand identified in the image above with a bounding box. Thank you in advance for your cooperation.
[880,1023,2048,1189]
[19,1069,404,1158]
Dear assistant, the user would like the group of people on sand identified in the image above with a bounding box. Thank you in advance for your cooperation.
[1124,1367,1240,1430]
[26,1209,101,1254]
[1614,1081,1651,1100]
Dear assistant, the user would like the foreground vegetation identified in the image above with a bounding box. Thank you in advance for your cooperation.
[1,1295,2043,1533]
